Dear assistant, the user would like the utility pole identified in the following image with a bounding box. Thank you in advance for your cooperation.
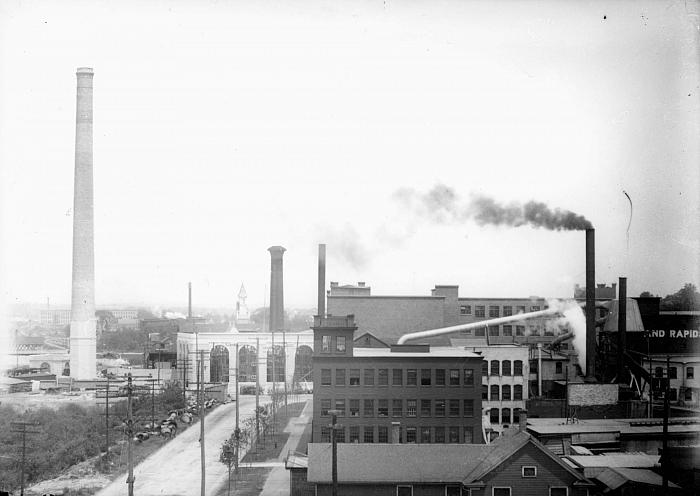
[283,331,288,417]
[255,337,260,442]
[662,355,670,493]
[199,349,206,496]
[126,373,135,496]
[10,421,40,496]
[143,378,158,432]
[234,343,240,473]
[328,410,341,496]
[97,379,113,470]
[271,330,276,442]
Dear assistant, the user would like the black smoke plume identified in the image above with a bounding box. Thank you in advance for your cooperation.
[396,184,592,231]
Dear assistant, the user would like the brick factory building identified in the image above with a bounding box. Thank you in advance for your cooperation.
[327,283,581,347]
[311,315,484,444]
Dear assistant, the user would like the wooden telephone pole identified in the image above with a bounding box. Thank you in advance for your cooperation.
[126,373,135,496]
[10,421,40,496]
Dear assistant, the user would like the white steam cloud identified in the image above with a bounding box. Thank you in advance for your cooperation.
[546,298,587,375]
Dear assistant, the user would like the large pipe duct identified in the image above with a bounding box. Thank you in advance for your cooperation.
[318,244,326,317]
[397,306,570,344]
[69,67,97,380]
[585,228,596,380]
[617,276,627,383]
[268,246,286,332]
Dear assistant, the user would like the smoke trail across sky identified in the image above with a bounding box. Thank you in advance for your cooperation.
[395,184,593,231]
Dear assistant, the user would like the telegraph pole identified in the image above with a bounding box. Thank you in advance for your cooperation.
[328,410,341,496]
[662,355,670,493]
[283,331,288,416]
[10,421,40,496]
[126,373,135,496]
[271,330,276,441]
[234,343,240,472]
[97,379,113,470]
[255,337,260,441]
[199,349,206,496]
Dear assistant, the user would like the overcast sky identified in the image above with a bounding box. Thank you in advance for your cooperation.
[1,0,698,317]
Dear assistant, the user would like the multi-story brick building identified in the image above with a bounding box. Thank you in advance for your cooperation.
[327,284,572,347]
[452,343,530,436]
[311,314,484,444]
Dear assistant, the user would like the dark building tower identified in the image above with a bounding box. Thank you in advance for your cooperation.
[268,246,286,332]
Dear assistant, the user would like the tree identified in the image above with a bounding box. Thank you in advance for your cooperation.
[660,283,700,311]
[219,437,236,496]
[639,291,657,298]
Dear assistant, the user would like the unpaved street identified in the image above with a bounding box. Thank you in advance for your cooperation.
[96,395,267,496]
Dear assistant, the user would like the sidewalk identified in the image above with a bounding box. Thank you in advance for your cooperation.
[258,399,312,496]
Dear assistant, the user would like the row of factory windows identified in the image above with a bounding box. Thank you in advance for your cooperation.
[320,398,477,418]
[482,384,524,401]
[459,304,545,317]
[655,366,695,380]
[320,367,476,387]
[482,360,524,376]
[462,325,565,338]
[319,424,476,444]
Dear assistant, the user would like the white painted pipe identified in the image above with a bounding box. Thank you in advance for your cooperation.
[396,307,564,345]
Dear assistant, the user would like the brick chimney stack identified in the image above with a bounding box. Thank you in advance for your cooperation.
[268,246,286,332]
[69,67,97,379]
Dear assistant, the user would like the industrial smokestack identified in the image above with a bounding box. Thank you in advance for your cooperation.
[69,67,96,380]
[617,277,627,383]
[268,246,286,332]
[585,228,596,381]
[318,244,326,317]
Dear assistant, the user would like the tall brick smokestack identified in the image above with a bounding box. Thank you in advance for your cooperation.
[617,277,627,383]
[268,246,286,332]
[70,67,96,380]
[318,244,326,317]
[585,228,596,381]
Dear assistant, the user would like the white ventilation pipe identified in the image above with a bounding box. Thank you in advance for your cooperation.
[396,306,568,345]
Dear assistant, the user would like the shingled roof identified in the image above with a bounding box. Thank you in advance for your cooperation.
[307,432,591,486]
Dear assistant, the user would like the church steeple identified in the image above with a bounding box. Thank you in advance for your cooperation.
[235,283,253,330]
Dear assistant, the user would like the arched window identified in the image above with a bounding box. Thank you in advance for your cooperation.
[489,408,499,424]
[210,345,229,383]
[267,345,285,383]
[490,384,499,401]
[482,385,488,400]
[238,345,257,382]
[293,345,313,383]
[514,360,523,376]
[482,361,488,376]
[502,360,511,376]
[490,360,500,376]
[502,408,511,424]
[62,362,70,376]
[502,385,511,400]
[514,384,523,400]
[40,362,50,372]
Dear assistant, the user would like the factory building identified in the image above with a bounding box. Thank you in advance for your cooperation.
[327,283,579,348]
[450,342,530,436]
[311,315,484,444]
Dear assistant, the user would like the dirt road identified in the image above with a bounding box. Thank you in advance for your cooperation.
[96,395,267,496]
